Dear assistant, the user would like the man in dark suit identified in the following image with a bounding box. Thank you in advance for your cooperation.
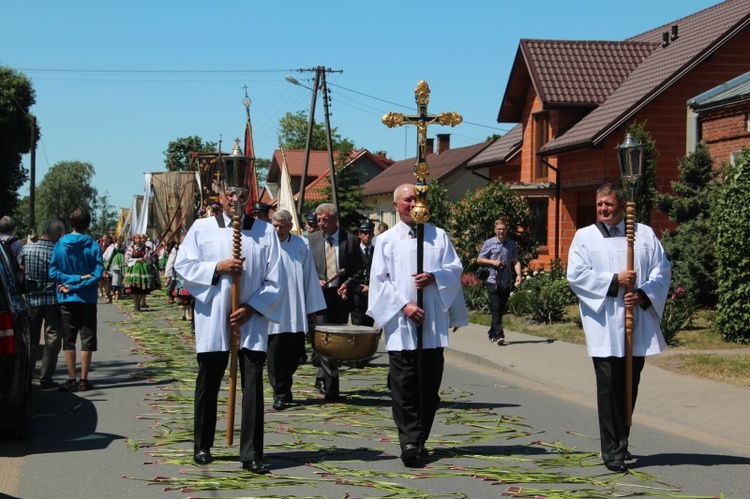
[351,220,375,327]
[307,203,363,400]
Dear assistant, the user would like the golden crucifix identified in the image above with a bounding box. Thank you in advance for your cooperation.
[382,80,461,427]
[382,80,462,223]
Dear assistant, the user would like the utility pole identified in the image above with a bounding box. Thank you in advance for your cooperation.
[29,115,37,234]
[294,66,343,217]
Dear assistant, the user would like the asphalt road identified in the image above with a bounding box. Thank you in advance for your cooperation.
[3,301,749,498]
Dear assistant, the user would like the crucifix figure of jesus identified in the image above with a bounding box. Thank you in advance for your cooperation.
[382,80,462,224]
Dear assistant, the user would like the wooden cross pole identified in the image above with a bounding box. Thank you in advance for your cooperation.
[382,80,462,424]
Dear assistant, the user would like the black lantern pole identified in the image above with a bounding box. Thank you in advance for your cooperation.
[615,132,644,427]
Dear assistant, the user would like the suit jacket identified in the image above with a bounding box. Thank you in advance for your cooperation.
[308,228,363,288]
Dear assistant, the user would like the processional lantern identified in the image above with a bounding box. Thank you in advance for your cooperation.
[220,136,250,445]
[616,133,644,200]
[220,138,250,204]
[614,131,644,428]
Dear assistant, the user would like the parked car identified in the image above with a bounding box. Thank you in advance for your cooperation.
[0,240,32,439]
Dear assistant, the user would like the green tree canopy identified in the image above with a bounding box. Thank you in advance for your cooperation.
[447,178,536,272]
[90,192,118,238]
[656,142,720,307]
[35,161,98,230]
[0,66,36,212]
[625,121,659,224]
[163,136,217,171]
[278,111,352,151]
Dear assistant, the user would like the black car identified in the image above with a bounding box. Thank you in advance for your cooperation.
[0,241,32,439]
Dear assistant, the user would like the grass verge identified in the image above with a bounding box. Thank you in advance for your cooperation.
[470,307,750,386]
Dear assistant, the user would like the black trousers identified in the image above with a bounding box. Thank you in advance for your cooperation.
[592,356,645,464]
[267,332,305,403]
[313,287,351,397]
[239,348,266,462]
[351,293,374,327]
[486,283,511,339]
[194,351,229,453]
[388,348,444,449]
[193,349,266,462]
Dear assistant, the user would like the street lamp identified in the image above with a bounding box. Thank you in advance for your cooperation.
[615,132,644,427]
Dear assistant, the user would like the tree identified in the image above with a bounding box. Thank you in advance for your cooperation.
[315,147,373,233]
[447,178,536,272]
[626,121,659,224]
[90,192,118,238]
[0,66,36,213]
[35,161,98,229]
[255,157,270,187]
[277,111,350,151]
[656,142,721,307]
[426,180,452,229]
[163,136,217,171]
[712,147,750,344]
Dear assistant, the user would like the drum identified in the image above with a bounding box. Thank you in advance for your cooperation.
[312,324,381,361]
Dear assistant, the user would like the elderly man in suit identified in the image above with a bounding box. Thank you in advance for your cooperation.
[307,203,363,400]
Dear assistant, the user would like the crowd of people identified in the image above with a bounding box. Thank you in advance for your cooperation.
[1,180,671,476]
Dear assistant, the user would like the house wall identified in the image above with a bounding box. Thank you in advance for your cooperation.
[699,102,750,165]
[551,27,750,266]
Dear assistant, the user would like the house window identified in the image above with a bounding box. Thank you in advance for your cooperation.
[528,197,549,247]
[731,151,742,165]
[532,111,550,181]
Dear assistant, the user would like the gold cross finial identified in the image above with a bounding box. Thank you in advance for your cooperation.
[382,81,462,223]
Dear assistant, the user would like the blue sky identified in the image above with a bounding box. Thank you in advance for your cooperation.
[2,0,719,210]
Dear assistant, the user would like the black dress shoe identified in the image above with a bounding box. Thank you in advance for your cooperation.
[314,380,326,394]
[400,443,419,463]
[624,450,633,460]
[605,460,628,473]
[193,450,213,465]
[243,459,270,474]
[272,400,285,410]
[417,445,429,458]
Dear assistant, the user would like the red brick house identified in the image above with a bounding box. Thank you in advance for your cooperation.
[688,70,750,164]
[264,149,393,201]
[468,0,750,267]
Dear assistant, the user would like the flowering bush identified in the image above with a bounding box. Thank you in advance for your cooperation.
[660,287,696,346]
[516,260,576,324]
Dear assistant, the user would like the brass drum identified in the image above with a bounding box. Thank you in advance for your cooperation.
[312,324,381,361]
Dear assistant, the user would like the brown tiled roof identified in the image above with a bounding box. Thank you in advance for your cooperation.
[499,40,654,122]
[466,124,523,168]
[266,149,392,183]
[540,0,750,154]
[363,141,492,197]
[300,170,331,202]
[267,150,330,182]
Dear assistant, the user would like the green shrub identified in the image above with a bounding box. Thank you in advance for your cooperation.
[463,283,489,313]
[527,281,570,324]
[660,287,696,347]
[713,147,750,344]
[508,290,531,316]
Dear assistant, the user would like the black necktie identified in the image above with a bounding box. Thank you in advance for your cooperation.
[408,227,417,239]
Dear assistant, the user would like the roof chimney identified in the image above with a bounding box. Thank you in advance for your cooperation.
[671,24,679,42]
[425,138,435,155]
[437,133,451,154]
[662,32,670,48]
